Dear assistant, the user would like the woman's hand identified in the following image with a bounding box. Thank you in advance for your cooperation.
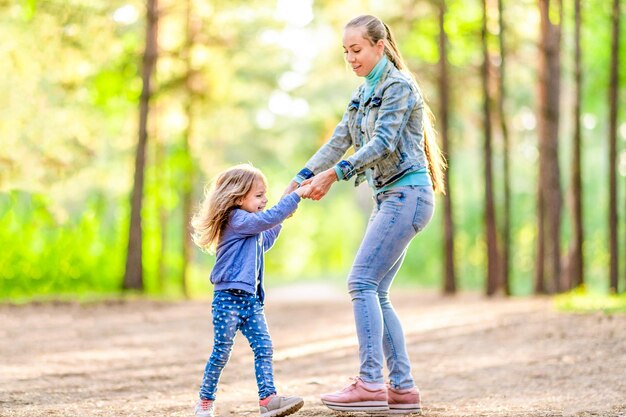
[301,168,338,201]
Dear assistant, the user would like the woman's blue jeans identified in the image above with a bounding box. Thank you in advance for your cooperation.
[200,289,276,400]
[348,186,435,389]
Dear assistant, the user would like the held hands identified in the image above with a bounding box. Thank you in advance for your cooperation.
[283,180,313,205]
[294,183,313,199]
[300,168,337,201]
[283,181,310,219]
[283,168,337,201]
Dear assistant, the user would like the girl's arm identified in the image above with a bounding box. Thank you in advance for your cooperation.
[261,184,310,249]
[262,225,282,251]
[230,193,301,236]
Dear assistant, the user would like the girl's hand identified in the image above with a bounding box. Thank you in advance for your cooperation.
[295,184,312,199]
[301,168,337,201]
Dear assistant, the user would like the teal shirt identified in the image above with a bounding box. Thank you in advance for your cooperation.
[363,55,388,101]
[335,165,432,194]
[373,168,432,194]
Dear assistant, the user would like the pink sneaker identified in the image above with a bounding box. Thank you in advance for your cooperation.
[387,385,421,414]
[320,377,389,412]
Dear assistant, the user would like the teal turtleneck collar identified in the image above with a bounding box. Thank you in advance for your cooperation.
[363,55,388,101]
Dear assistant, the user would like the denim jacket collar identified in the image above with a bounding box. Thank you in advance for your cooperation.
[357,60,396,107]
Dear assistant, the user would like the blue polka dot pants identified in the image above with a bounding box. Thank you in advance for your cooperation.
[199,289,276,400]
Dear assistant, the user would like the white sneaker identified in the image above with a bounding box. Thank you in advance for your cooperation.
[259,395,304,417]
[194,399,215,417]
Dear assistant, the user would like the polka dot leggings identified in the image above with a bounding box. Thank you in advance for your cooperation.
[199,289,276,400]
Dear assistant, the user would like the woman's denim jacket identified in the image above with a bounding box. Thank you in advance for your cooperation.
[302,61,428,188]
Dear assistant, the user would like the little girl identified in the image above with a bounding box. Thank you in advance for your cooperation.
[190,164,309,417]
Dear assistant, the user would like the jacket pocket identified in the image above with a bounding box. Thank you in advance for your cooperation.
[347,99,360,133]
[366,96,382,131]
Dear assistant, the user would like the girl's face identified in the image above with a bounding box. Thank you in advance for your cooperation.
[238,178,268,213]
[343,26,384,77]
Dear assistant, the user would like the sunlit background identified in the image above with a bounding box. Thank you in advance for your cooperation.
[0,0,624,300]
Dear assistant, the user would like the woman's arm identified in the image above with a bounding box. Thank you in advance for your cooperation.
[292,96,359,185]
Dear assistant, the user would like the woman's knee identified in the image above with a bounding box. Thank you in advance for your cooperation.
[377,290,391,306]
[348,277,379,294]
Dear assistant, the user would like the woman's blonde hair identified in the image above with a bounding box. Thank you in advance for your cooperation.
[191,164,267,252]
[345,15,447,194]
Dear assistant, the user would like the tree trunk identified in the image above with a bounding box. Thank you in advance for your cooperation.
[534,188,546,293]
[438,0,456,295]
[497,0,511,295]
[608,0,620,293]
[536,0,563,294]
[151,97,166,293]
[482,0,500,296]
[568,0,584,289]
[180,0,199,298]
[123,0,159,291]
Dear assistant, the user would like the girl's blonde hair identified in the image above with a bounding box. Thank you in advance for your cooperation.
[191,164,267,252]
[345,15,447,194]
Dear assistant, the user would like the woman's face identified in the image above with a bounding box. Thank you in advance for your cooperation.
[343,26,384,77]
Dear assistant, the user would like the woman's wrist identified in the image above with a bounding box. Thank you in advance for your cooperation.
[334,160,355,181]
[333,165,344,181]
[325,168,339,182]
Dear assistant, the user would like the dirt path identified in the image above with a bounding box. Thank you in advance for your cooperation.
[1,286,625,417]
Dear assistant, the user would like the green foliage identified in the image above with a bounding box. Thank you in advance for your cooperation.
[555,287,626,314]
[1,0,624,301]
[0,191,125,299]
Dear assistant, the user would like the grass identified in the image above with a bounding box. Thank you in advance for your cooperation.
[554,287,626,314]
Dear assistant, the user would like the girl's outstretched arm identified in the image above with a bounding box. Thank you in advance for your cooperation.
[230,193,301,236]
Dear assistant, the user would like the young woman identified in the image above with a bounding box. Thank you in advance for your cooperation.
[286,14,446,414]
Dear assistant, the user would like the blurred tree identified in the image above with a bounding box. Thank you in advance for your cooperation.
[567,0,584,290]
[535,0,563,294]
[148,0,296,294]
[124,0,159,291]
[482,0,500,296]
[154,100,168,292]
[608,0,621,293]
[497,0,512,295]
[438,0,457,295]
[179,0,201,298]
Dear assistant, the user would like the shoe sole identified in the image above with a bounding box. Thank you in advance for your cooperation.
[388,406,422,415]
[364,410,421,416]
[321,399,389,413]
[260,399,304,417]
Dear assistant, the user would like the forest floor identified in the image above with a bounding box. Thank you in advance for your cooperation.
[1,284,625,417]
